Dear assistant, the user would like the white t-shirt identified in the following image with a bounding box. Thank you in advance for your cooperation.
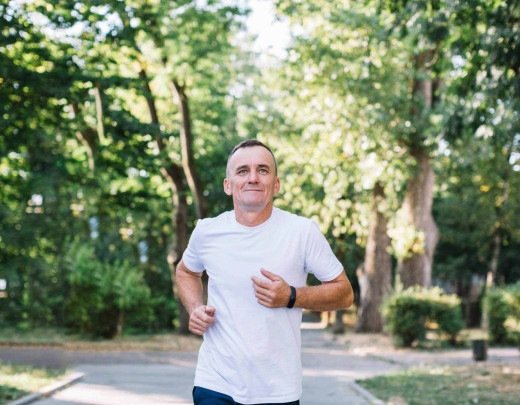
[182,207,343,404]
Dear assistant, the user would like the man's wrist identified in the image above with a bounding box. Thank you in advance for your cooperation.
[287,286,296,308]
[189,303,204,315]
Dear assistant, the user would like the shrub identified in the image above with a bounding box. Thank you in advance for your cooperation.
[383,287,464,347]
[64,239,153,338]
[484,282,520,345]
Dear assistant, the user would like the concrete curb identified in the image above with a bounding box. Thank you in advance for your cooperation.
[8,371,84,405]
[349,381,385,405]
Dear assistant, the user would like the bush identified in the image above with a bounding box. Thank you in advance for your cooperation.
[64,240,153,338]
[383,287,464,347]
[484,282,520,345]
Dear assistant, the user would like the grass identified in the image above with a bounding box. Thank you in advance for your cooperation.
[0,362,66,403]
[0,327,67,346]
[358,364,520,404]
[0,327,202,351]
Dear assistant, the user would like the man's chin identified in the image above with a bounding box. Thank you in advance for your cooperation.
[238,202,269,213]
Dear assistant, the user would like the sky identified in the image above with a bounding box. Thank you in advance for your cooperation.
[245,0,290,59]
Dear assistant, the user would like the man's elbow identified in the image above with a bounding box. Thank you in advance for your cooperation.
[344,290,354,309]
[176,260,202,281]
[339,283,354,309]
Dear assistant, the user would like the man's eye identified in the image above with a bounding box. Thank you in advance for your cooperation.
[237,169,247,175]
[259,169,268,174]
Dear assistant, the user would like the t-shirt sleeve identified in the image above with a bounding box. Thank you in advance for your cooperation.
[304,220,344,282]
[181,220,206,273]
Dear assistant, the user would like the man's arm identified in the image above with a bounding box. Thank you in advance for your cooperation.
[252,269,354,311]
[175,260,215,335]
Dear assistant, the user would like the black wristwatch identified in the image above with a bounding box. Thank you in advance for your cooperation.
[287,286,296,308]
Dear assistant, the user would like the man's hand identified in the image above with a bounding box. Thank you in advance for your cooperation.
[252,268,292,308]
[189,305,216,335]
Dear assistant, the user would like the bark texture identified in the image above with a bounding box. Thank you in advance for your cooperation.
[398,51,439,288]
[171,79,207,219]
[398,148,439,288]
[71,102,97,171]
[139,66,196,334]
[356,182,392,332]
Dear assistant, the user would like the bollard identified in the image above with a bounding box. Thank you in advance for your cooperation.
[472,339,487,361]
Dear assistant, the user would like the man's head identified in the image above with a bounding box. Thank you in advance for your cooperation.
[226,139,277,177]
[224,139,280,215]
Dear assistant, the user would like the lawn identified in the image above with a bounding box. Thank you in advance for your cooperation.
[358,364,520,404]
[0,327,201,351]
[0,362,66,403]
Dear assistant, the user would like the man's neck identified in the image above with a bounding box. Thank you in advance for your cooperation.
[234,205,274,227]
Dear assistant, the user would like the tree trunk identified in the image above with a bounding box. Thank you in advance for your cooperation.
[332,309,346,334]
[170,79,207,219]
[356,182,392,332]
[71,102,97,172]
[139,66,195,334]
[70,84,107,172]
[486,233,501,288]
[161,164,191,334]
[485,142,512,289]
[93,83,107,145]
[397,51,439,288]
[116,310,125,337]
[398,148,439,288]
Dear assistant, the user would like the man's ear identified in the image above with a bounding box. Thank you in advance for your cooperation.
[223,178,232,196]
[274,177,281,195]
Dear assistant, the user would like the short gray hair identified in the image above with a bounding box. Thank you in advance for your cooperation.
[226,139,277,175]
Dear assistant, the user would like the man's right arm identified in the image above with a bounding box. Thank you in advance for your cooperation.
[175,260,215,335]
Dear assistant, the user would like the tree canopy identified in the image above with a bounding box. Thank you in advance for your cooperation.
[1,0,518,335]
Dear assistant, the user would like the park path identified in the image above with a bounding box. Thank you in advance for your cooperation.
[4,328,517,405]
[2,328,402,405]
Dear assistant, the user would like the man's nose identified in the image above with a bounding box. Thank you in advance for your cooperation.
[248,170,259,182]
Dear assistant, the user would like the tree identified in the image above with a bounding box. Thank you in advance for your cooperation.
[262,0,410,331]
[40,0,242,333]
[356,183,392,332]
[443,0,520,289]
[378,0,458,288]
[0,1,82,326]
[1,0,244,334]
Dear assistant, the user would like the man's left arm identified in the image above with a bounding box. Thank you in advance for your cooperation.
[252,269,354,311]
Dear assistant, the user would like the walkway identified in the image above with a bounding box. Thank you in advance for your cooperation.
[2,329,517,405]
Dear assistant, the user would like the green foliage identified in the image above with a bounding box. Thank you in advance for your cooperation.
[436,0,520,287]
[270,0,520,300]
[383,287,464,347]
[1,0,520,338]
[259,0,410,246]
[484,282,520,345]
[0,0,243,336]
[64,239,152,338]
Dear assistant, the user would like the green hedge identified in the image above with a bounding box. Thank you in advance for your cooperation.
[383,287,464,347]
[484,282,520,345]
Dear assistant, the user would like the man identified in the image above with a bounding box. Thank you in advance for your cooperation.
[176,139,354,405]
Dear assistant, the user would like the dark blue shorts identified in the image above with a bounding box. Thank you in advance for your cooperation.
[193,386,300,405]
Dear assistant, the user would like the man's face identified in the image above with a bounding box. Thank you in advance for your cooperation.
[224,145,280,213]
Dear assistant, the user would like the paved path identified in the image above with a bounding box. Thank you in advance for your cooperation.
[2,329,518,405]
[299,329,400,404]
[1,329,397,405]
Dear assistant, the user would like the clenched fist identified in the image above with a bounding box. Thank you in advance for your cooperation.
[189,305,216,335]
